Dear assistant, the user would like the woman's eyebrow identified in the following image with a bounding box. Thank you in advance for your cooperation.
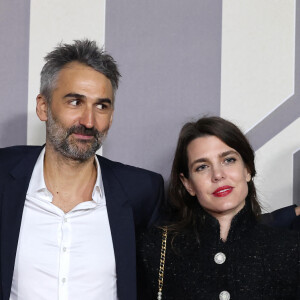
[220,150,238,158]
[190,150,239,168]
[190,157,208,168]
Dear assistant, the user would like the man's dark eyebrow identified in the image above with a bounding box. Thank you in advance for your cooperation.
[97,98,112,104]
[63,93,85,99]
[63,94,112,105]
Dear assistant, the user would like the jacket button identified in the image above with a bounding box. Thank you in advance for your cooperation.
[219,291,230,300]
[214,252,226,264]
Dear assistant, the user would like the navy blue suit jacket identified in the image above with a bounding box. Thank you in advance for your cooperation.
[261,205,300,230]
[0,146,164,300]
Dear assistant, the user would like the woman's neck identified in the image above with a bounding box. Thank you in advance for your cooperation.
[216,214,234,241]
[207,202,246,241]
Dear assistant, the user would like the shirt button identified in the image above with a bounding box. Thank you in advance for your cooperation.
[63,247,67,252]
[63,218,68,223]
[219,290,230,300]
[214,252,226,264]
[62,278,66,283]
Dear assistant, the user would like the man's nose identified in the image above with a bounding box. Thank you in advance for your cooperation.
[79,106,95,128]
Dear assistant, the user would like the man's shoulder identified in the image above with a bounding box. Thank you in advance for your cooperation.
[0,145,42,153]
[97,155,164,193]
[97,155,162,179]
[0,145,43,169]
[0,145,42,158]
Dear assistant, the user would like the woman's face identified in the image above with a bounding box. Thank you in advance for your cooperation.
[180,135,251,219]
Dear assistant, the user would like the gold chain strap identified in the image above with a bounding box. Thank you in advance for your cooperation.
[157,227,168,300]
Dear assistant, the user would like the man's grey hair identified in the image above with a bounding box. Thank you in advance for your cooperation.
[40,39,121,103]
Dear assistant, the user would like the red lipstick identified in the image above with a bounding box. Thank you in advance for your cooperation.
[213,186,233,197]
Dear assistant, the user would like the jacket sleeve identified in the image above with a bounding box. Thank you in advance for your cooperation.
[260,205,299,230]
[146,174,165,228]
[296,233,300,298]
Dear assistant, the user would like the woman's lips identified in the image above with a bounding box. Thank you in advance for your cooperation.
[213,186,233,197]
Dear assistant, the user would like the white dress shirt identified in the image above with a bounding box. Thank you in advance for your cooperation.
[10,148,117,300]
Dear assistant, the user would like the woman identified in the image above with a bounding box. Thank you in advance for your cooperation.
[137,116,300,300]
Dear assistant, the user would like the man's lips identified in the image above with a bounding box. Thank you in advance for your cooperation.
[72,133,94,140]
[212,186,233,197]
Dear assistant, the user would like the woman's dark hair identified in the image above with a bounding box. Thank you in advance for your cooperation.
[167,116,261,232]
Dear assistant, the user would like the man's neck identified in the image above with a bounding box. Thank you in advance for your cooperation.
[43,144,97,213]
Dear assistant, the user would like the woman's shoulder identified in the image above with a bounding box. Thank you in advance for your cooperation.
[254,222,300,240]
[136,226,165,251]
[252,223,300,254]
[136,225,197,257]
[137,225,164,238]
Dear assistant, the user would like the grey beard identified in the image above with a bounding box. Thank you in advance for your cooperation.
[46,109,106,162]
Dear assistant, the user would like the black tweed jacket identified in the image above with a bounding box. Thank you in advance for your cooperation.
[137,203,300,300]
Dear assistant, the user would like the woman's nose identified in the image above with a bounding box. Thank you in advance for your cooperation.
[211,165,225,182]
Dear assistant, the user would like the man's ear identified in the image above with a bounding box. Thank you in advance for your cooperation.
[179,173,196,196]
[36,94,48,121]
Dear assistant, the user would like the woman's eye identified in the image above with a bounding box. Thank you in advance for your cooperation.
[195,165,207,172]
[224,157,236,164]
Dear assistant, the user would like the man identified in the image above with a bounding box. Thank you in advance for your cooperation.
[0,40,164,300]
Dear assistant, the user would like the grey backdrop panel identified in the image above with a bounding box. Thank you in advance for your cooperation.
[105,1,222,180]
[0,1,30,147]
[294,150,300,206]
[245,3,300,206]
[246,2,300,151]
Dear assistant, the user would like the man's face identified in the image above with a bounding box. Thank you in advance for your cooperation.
[38,62,114,161]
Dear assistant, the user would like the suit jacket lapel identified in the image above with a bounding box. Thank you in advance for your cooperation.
[100,159,137,300]
[0,147,42,300]
[1,150,137,300]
